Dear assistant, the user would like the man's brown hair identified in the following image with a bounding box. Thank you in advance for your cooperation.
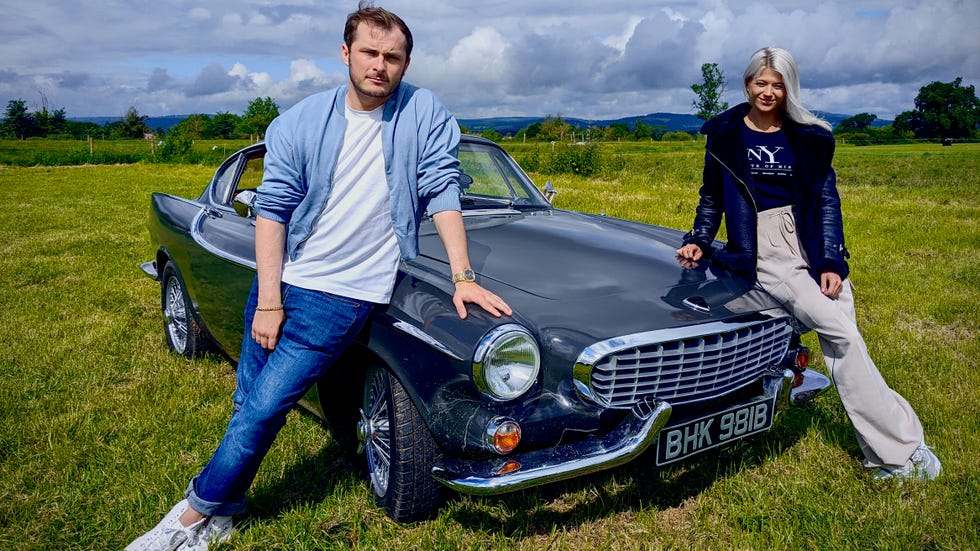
[344,2,414,59]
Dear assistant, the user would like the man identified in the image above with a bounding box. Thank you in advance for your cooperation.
[127,3,510,549]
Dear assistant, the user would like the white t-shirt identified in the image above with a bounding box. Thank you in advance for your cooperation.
[281,104,401,303]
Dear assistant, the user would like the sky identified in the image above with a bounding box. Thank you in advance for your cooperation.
[2,0,978,122]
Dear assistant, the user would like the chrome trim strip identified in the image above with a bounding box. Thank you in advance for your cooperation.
[432,399,673,495]
[461,208,521,217]
[576,317,789,366]
[391,320,464,361]
[682,296,710,313]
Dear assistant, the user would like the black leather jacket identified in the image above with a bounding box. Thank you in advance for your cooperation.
[683,103,850,283]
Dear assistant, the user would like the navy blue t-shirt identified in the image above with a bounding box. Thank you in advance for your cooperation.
[742,123,795,211]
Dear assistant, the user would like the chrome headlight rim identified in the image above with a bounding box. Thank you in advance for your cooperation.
[473,323,540,401]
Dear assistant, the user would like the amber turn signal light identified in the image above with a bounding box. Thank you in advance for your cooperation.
[487,418,521,454]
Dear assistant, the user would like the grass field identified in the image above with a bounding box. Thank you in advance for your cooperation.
[0,138,255,166]
[0,142,977,549]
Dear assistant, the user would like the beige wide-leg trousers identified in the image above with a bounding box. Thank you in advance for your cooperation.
[754,205,923,467]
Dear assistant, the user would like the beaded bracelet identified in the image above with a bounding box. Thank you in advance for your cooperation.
[256,305,284,312]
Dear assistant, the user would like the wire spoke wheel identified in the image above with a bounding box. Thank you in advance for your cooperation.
[359,364,443,522]
[163,275,188,353]
[160,263,209,358]
[363,368,392,496]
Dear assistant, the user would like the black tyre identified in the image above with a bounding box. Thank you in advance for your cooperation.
[160,262,209,358]
[359,364,443,522]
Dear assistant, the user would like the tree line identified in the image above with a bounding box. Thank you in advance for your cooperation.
[0,97,280,142]
[3,75,976,146]
[465,114,697,144]
[691,63,978,145]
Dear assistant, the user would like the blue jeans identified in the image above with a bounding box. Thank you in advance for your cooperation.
[185,279,375,516]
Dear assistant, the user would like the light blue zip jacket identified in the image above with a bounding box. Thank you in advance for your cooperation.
[255,82,462,261]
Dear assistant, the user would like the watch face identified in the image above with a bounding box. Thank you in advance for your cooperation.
[453,269,476,283]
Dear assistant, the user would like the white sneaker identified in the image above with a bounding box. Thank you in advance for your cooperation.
[180,515,233,550]
[126,500,205,551]
[874,443,942,482]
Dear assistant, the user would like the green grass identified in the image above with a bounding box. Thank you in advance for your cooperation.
[0,138,255,166]
[0,143,978,549]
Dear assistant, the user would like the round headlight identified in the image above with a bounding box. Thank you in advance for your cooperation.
[473,324,540,401]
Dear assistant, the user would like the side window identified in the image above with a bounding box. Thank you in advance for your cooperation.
[227,152,265,218]
[236,153,265,197]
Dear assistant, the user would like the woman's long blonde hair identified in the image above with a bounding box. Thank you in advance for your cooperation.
[743,47,831,132]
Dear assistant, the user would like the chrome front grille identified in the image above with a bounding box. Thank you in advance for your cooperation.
[574,318,792,409]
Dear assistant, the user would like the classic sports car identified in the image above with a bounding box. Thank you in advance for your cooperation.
[141,135,830,522]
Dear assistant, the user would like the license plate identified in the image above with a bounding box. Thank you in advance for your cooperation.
[655,395,776,466]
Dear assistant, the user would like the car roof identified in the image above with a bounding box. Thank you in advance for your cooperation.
[460,134,498,146]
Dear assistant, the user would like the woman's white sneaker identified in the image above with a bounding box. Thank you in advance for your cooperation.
[874,443,941,482]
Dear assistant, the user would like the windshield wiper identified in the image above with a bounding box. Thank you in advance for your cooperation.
[461,196,515,209]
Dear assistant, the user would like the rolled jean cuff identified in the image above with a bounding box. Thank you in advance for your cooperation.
[185,476,247,517]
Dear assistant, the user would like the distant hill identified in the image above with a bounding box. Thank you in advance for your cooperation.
[70,115,187,131]
[458,111,892,135]
[72,111,891,135]
[457,113,705,135]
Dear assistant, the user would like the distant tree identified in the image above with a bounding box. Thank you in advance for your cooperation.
[538,114,574,141]
[480,129,502,142]
[208,112,241,139]
[173,114,210,140]
[633,120,653,140]
[63,120,103,139]
[604,123,630,141]
[662,131,694,142]
[893,77,979,139]
[118,106,151,138]
[835,113,877,133]
[3,99,36,139]
[582,125,605,141]
[692,62,729,121]
[160,128,193,160]
[517,122,542,141]
[240,97,279,139]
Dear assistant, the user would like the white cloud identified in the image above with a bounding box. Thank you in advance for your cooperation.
[0,0,976,119]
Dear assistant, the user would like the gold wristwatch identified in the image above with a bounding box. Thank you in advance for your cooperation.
[451,268,476,284]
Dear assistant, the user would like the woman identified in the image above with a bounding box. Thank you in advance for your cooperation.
[676,47,939,481]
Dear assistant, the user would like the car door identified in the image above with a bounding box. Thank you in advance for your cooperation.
[190,146,264,356]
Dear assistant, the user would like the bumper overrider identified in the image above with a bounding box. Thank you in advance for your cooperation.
[432,368,829,495]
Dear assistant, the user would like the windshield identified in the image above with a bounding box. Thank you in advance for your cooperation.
[458,140,551,209]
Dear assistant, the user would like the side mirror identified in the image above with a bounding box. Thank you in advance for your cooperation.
[543,181,557,203]
[233,190,257,218]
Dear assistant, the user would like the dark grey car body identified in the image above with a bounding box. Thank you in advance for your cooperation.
[142,135,829,521]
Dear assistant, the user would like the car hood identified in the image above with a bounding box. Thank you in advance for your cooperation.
[418,209,757,338]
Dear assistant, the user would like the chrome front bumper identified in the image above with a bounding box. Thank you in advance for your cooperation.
[139,260,158,279]
[432,368,830,496]
[432,398,673,495]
